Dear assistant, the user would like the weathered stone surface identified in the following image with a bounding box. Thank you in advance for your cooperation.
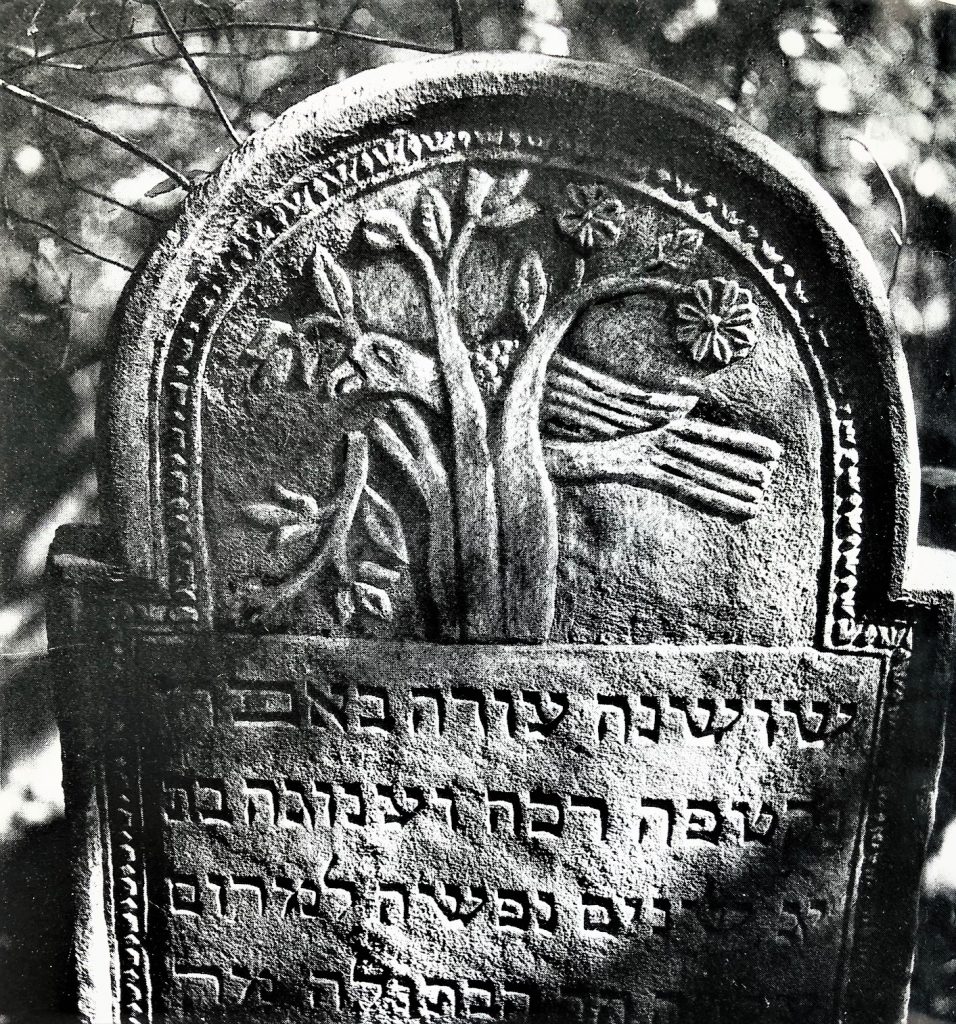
[48,53,955,1023]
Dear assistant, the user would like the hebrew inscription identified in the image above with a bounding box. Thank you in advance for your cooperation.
[137,639,883,1022]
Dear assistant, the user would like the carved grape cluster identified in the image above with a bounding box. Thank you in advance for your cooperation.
[469,245,547,398]
[470,338,520,396]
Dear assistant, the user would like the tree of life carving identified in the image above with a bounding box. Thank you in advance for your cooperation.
[241,168,781,641]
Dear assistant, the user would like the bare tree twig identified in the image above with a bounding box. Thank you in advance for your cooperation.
[43,49,308,75]
[0,74,191,189]
[50,150,162,223]
[449,0,465,49]
[3,205,135,271]
[75,90,222,118]
[5,20,451,77]
[25,0,48,40]
[85,12,127,69]
[150,0,241,145]
[845,134,908,294]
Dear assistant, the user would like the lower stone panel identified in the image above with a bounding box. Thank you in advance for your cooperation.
[77,637,911,1023]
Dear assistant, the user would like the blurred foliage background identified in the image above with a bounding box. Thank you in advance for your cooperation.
[1,0,955,1019]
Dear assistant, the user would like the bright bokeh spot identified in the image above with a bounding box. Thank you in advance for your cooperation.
[13,144,44,176]
[923,294,952,335]
[925,817,956,895]
[113,168,168,204]
[894,295,924,335]
[816,81,854,113]
[0,734,64,841]
[913,157,947,197]
[811,16,843,49]
[778,29,806,58]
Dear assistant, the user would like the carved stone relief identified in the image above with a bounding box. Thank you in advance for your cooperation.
[201,153,819,646]
[48,54,954,1024]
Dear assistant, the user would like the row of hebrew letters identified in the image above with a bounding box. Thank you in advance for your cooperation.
[161,773,843,849]
[169,955,823,1021]
[170,958,541,1015]
[175,678,858,746]
[167,866,829,944]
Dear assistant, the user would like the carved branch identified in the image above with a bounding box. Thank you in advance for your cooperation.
[249,433,368,621]
[443,216,477,312]
[398,224,503,638]
[369,402,458,640]
[491,274,685,638]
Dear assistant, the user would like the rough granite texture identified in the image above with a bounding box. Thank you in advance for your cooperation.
[47,53,956,1024]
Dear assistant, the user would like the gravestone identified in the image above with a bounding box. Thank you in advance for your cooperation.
[48,53,956,1023]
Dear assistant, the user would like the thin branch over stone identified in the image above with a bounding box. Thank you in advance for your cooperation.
[5,21,451,77]
[150,0,241,146]
[449,0,465,49]
[51,150,162,224]
[0,75,191,189]
[3,205,134,271]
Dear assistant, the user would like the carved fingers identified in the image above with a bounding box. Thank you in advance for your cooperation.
[544,433,658,483]
[647,421,781,520]
[544,419,781,523]
[544,353,698,440]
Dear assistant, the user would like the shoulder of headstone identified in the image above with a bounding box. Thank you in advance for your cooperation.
[905,545,956,611]
[46,524,124,588]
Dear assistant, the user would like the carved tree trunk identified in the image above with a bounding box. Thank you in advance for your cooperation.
[492,276,680,639]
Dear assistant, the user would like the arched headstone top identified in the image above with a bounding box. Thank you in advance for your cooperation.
[100,52,916,643]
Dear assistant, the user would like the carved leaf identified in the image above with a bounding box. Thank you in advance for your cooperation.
[480,197,538,230]
[487,169,530,209]
[243,319,305,392]
[353,581,393,620]
[463,168,495,217]
[513,250,548,330]
[276,523,321,547]
[652,227,704,270]
[363,209,413,251]
[250,344,294,392]
[312,245,354,321]
[273,483,321,520]
[245,502,301,528]
[416,186,453,257]
[244,319,291,356]
[360,485,409,565]
[356,560,401,588]
[244,483,328,549]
